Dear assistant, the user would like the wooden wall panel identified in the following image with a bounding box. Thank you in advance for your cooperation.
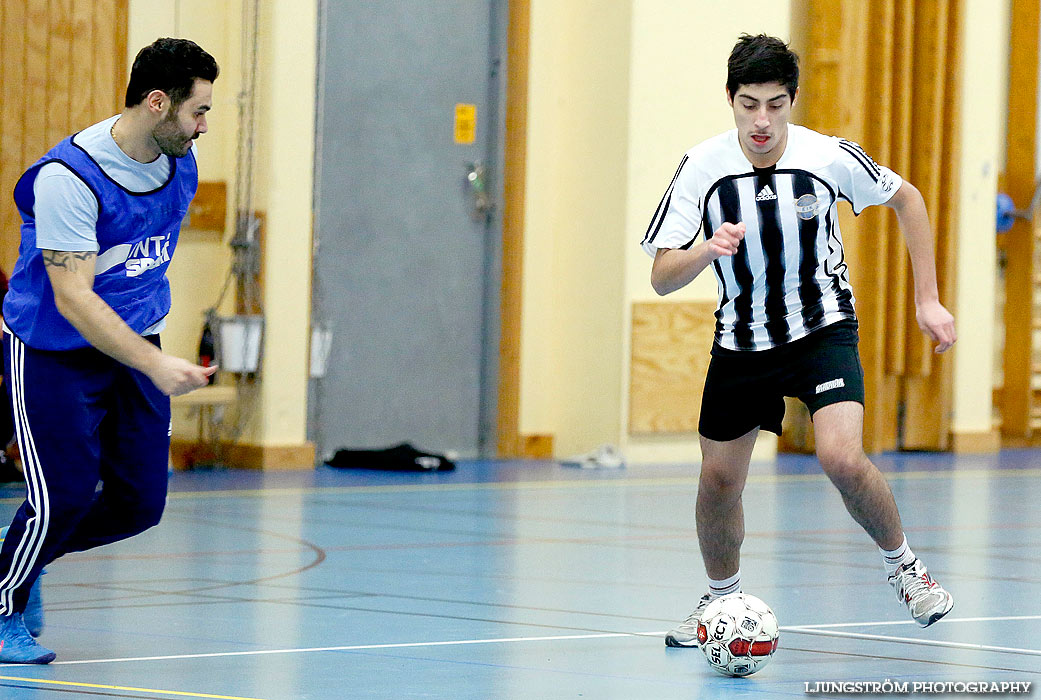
[46,0,73,147]
[188,182,229,231]
[24,0,49,163]
[70,0,96,131]
[903,0,959,449]
[0,2,24,275]
[92,0,118,119]
[794,0,960,452]
[1000,0,1040,440]
[629,302,716,434]
[885,0,913,377]
[0,0,128,275]
[1,1,29,275]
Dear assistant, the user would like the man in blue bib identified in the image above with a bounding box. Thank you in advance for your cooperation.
[0,38,219,663]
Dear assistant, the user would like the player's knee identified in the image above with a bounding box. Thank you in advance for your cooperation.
[48,499,94,527]
[45,481,106,522]
[698,463,745,499]
[818,446,870,490]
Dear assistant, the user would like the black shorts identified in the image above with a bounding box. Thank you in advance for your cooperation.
[698,321,865,442]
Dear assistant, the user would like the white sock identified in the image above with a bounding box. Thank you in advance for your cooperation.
[708,570,741,597]
[879,536,916,576]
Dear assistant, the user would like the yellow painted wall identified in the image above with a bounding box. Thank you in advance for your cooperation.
[519,0,631,457]
[128,0,314,449]
[127,0,239,441]
[620,1,790,462]
[251,0,317,446]
[953,0,1005,436]
[520,0,788,461]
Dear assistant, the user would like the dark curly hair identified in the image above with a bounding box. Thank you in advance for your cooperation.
[726,34,799,101]
[125,38,219,108]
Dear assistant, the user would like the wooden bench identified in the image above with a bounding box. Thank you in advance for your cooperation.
[171,385,237,469]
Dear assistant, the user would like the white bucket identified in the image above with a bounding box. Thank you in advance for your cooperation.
[218,315,264,373]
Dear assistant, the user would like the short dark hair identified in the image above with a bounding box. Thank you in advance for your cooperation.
[125,38,220,108]
[726,34,799,101]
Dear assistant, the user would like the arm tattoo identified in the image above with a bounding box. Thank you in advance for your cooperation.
[42,250,95,272]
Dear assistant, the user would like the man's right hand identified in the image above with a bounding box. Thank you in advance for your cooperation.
[651,221,748,295]
[148,355,218,396]
[707,222,746,259]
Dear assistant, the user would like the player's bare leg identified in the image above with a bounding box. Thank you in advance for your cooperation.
[813,401,953,626]
[812,401,903,548]
[697,427,758,579]
[665,427,758,647]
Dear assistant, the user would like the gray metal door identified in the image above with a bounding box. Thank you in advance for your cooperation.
[311,0,505,459]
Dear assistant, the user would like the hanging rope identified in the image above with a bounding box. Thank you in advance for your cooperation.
[203,0,264,449]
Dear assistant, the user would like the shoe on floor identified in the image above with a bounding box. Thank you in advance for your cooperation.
[24,575,43,638]
[0,613,54,663]
[0,526,45,637]
[665,593,717,648]
[561,444,625,469]
[888,558,954,627]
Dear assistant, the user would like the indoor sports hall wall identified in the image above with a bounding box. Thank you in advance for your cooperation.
[128,0,317,466]
[793,0,962,453]
[126,0,239,447]
[515,1,632,459]
[618,0,793,462]
[532,0,1012,461]
[0,0,1025,464]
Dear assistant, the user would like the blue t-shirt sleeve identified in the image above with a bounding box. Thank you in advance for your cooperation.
[33,162,100,252]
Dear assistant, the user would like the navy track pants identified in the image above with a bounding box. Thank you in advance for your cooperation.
[0,330,170,615]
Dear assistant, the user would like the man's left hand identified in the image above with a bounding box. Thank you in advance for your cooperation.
[915,299,956,353]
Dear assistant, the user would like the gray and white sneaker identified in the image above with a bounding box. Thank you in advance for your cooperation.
[888,558,953,627]
[665,593,717,648]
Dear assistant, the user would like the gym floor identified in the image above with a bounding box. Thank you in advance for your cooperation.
[0,450,1037,699]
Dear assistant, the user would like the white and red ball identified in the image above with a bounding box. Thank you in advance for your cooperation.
[696,593,779,677]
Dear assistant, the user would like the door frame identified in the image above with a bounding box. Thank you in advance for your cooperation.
[495,0,529,457]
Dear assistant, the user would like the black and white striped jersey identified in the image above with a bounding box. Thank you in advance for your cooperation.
[641,124,901,352]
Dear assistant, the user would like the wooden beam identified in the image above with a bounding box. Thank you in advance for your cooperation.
[901,0,960,450]
[113,0,129,110]
[885,0,913,377]
[497,0,529,457]
[1000,0,1039,439]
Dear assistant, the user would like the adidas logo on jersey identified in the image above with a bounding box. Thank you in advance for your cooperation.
[755,185,777,202]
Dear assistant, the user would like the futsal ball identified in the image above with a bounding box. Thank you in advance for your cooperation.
[696,593,779,677]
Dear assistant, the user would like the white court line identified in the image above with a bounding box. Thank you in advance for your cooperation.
[789,613,1041,629]
[36,632,654,667]
[783,626,1041,658]
[15,614,1040,668]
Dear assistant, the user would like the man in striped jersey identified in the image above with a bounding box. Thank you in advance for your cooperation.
[642,34,956,648]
